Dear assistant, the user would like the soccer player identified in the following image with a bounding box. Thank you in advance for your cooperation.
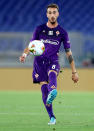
[19,4,79,125]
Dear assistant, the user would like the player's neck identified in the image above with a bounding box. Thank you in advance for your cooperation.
[47,21,58,29]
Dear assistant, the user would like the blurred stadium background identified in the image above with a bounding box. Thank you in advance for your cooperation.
[0,0,94,130]
[0,0,94,67]
[0,0,94,90]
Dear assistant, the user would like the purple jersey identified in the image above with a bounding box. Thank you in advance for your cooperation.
[31,24,70,58]
[31,24,71,83]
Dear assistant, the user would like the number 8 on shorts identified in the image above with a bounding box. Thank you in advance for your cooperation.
[52,65,56,69]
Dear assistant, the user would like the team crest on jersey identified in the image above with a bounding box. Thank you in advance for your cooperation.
[48,31,53,35]
[43,30,45,33]
[56,31,60,36]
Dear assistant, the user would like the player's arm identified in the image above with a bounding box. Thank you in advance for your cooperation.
[19,26,40,63]
[63,31,79,83]
[19,47,30,63]
[65,49,79,83]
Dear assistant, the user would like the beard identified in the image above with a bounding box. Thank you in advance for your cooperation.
[49,17,56,25]
[50,21,56,25]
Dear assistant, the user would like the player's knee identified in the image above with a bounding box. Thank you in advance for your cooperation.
[48,70,57,76]
[48,71,57,81]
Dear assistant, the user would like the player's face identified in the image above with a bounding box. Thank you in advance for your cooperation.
[47,8,59,24]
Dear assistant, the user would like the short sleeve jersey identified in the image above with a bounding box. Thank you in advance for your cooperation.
[31,24,70,58]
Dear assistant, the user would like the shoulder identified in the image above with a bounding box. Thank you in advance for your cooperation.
[35,24,46,31]
[58,25,68,36]
[33,24,46,34]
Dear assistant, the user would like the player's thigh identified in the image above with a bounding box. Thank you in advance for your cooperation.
[33,63,48,83]
[48,62,60,76]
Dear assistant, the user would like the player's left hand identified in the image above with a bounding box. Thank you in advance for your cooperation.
[72,72,79,83]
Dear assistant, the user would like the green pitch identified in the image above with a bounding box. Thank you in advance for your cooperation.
[0,91,94,131]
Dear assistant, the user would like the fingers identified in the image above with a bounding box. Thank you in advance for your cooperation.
[19,56,25,63]
[72,77,78,83]
[74,79,78,83]
[72,76,79,83]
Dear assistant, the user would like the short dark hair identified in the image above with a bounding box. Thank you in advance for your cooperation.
[47,3,59,11]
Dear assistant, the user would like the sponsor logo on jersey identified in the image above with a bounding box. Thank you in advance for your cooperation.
[48,31,53,35]
[41,39,59,45]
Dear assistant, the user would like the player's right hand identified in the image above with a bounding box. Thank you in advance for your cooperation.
[19,56,26,63]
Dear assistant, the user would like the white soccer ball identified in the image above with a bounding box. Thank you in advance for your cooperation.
[28,40,45,56]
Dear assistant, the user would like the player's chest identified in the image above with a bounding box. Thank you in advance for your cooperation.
[39,29,62,42]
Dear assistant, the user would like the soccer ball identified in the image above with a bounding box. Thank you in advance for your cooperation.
[28,40,45,56]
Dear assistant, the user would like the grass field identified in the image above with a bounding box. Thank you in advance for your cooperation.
[0,91,94,131]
